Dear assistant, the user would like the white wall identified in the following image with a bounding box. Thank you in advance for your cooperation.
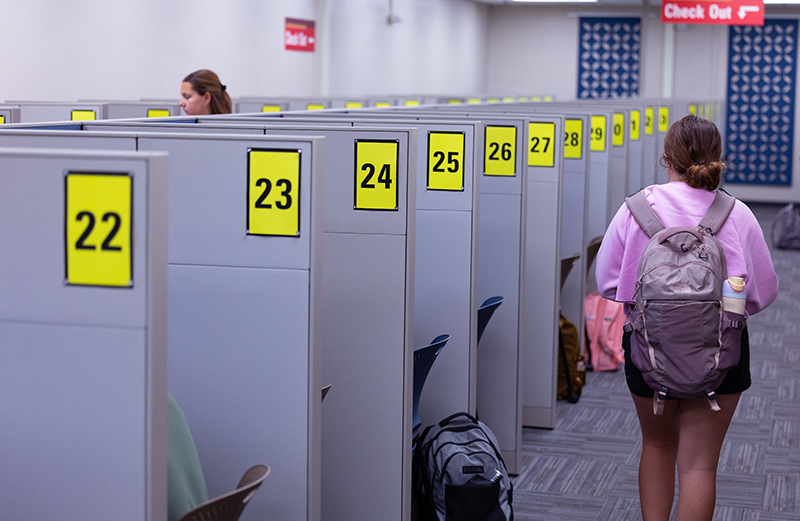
[485,5,800,203]
[0,0,488,102]
[486,6,668,100]
[328,0,489,96]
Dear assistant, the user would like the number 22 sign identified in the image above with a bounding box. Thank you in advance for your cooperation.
[65,172,132,287]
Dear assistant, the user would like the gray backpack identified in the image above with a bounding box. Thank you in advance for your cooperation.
[414,412,512,521]
[623,190,746,414]
[771,203,800,249]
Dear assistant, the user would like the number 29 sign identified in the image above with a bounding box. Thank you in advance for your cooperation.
[65,172,132,287]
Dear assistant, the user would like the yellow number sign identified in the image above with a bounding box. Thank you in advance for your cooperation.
[468,99,481,104]
[355,140,399,210]
[590,116,606,152]
[147,109,170,118]
[0,115,5,124]
[346,102,363,109]
[612,114,625,147]
[306,104,325,111]
[528,122,555,167]
[376,102,392,108]
[485,126,517,176]
[689,104,697,116]
[428,132,465,190]
[71,110,96,121]
[405,100,420,106]
[564,119,583,159]
[65,172,132,287]
[630,110,641,141]
[262,105,282,112]
[659,107,670,132]
[247,149,301,236]
[645,107,654,136]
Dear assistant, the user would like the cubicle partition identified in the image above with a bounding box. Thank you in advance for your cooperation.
[0,147,168,521]
[234,99,290,113]
[324,107,569,430]
[241,112,528,469]
[0,104,21,124]
[0,129,325,521]
[11,101,109,122]
[244,116,482,426]
[103,101,183,119]
[69,120,420,521]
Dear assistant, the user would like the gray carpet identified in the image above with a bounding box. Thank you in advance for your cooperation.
[512,202,800,520]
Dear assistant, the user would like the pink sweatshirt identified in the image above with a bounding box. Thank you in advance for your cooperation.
[596,182,779,317]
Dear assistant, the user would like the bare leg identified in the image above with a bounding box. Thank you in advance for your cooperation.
[632,393,680,521]
[674,393,740,521]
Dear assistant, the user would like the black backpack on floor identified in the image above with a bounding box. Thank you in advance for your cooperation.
[413,412,513,521]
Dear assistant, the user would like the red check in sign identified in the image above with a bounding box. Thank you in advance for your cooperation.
[662,0,764,26]
[285,18,316,52]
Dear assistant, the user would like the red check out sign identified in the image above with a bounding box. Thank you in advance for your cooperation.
[662,0,764,26]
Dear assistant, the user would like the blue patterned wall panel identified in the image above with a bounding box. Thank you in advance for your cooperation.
[726,20,797,186]
[578,17,641,99]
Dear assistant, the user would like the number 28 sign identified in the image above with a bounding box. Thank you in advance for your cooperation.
[65,172,132,287]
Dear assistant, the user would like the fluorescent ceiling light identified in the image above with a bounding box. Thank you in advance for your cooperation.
[511,0,598,3]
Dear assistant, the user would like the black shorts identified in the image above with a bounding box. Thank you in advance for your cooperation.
[623,326,751,398]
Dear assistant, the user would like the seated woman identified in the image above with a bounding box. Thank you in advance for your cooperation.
[168,392,208,521]
[179,69,232,115]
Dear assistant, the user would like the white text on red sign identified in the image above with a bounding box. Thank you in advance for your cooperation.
[661,1,764,26]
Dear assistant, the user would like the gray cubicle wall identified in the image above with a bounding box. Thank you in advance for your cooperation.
[0,105,21,124]
[0,147,168,521]
[0,129,324,521]
[234,99,290,113]
[425,105,566,427]
[104,101,183,119]
[346,107,568,429]
[77,120,419,521]
[247,116,482,426]
[521,114,565,428]
[13,101,109,122]
[237,111,528,471]
[642,103,659,188]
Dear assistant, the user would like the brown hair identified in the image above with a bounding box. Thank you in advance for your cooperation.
[661,114,726,191]
[182,69,232,115]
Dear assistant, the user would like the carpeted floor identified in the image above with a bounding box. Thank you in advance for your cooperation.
[512,202,800,520]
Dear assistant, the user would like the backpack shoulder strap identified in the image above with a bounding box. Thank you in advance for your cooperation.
[698,190,736,235]
[625,190,664,238]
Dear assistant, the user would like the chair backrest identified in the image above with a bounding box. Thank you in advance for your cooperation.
[412,335,450,432]
[178,465,270,521]
[476,296,504,345]
[560,252,581,291]
[585,235,603,276]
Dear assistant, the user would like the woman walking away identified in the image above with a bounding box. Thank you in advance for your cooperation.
[595,114,778,521]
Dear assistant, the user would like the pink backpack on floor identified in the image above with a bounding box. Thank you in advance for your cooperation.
[583,292,625,372]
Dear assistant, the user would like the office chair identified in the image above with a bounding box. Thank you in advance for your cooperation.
[585,235,603,277]
[177,464,270,521]
[412,334,450,439]
[560,252,582,291]
[476,296,504,345]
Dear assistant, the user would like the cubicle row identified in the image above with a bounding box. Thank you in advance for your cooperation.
[0,95,722,521]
